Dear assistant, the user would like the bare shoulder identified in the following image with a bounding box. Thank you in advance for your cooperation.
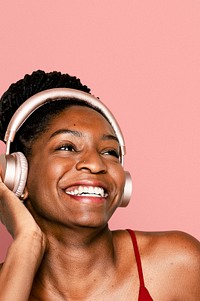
[113,229,200,299]
[112,228,200,258]
[137,230,200,300]
[143,230,200,264]
[114,228,200,253]
[140,229,200,254]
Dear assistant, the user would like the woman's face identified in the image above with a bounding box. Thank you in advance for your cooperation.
[26,105,125,230]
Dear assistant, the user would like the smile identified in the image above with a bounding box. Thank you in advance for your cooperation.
[65,186,108,198]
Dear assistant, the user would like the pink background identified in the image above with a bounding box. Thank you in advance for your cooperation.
[0,1,200,261]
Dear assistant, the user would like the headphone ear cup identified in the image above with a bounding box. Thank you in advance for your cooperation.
[0,152,28,198]
[119,171,132,207]
[13,152,28,197]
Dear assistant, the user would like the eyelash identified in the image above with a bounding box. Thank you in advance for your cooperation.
[56,144,120,159]
[56,143,76,152]
[103,149,120,159]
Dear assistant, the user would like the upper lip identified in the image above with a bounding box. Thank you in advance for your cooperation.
[65,186,108,198]
[59,179,109,195]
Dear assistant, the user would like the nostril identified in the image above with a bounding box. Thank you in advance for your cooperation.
[76,154,107,174]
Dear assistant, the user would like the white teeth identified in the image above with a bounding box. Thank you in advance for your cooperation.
[66,186,107,197]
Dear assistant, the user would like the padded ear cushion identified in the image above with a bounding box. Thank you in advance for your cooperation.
[12,152,28,197]
[0,152,28,198]
[119,171,132,207]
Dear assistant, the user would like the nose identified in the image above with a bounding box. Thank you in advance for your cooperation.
[76,151,107,174]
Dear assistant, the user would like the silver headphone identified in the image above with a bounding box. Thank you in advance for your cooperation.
[0,88,132,206]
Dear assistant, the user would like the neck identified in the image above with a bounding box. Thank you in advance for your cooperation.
[31,225,118,300]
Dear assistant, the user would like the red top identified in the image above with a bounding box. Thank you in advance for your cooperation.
[127,229,153,301]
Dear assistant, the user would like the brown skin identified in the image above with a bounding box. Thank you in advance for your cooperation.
[25,106,125,232]
[0,106,200,300]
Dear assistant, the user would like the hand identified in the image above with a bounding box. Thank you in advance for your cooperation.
[0,178,47,301]
[0,177,46,244]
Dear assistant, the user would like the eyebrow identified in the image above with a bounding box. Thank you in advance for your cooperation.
[102,134,119,143]
[49,129,119,143]
[50,129,83,139]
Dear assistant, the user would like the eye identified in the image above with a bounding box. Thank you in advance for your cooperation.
[102,149,120,159]
[56,143,76,152]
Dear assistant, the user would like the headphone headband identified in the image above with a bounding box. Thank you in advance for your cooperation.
[4,88,126,164]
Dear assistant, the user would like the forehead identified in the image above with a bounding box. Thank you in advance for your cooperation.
[48,105,115,134]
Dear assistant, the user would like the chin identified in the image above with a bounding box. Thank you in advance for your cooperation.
[73,215,110,229]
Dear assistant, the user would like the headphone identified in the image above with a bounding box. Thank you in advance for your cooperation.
[0,88,132,207]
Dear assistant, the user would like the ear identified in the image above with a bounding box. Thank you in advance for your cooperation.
[19,186,29,202]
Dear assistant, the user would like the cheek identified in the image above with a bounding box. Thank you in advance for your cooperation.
[26,158,52,197]
[27,157,73,193]
[112,165,126,192]
[25,159,61,214]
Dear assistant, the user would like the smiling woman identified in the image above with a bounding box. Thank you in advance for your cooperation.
[0,70,200,301]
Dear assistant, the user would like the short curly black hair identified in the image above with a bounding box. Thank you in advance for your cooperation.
[0,70,91,157]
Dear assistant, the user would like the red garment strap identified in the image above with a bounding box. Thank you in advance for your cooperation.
[127,229,145,287]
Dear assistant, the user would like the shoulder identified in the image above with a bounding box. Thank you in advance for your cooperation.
[115,228,200,253]
[143,230,200,264]
[139,229,200,254]
[112,230,200,299]
[138,230,200,300]
[112,228,200,257]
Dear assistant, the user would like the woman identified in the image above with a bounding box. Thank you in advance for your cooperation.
[0,70,199,300]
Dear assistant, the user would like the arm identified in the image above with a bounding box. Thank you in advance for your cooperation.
[0,181,47,301]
